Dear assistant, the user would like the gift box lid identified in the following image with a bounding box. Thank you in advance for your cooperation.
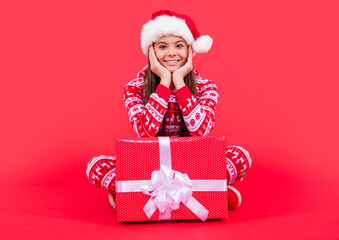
[115,136,227,181]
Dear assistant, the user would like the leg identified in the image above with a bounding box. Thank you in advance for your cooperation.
[225,146,252,210]
[86,155,116,193]
[226,146,252,185]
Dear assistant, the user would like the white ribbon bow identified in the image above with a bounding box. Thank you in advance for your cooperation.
[141,165,192,214]
[140,165,209,221]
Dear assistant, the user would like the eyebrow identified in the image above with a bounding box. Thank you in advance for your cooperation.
[156,40,186,45]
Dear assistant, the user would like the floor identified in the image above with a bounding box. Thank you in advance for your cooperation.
[2,154,338,240]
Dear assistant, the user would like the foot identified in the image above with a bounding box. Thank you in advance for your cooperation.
[228,186,242,210]
[108,192,116,209]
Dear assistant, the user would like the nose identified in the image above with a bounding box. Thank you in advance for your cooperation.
[167,46,177,57]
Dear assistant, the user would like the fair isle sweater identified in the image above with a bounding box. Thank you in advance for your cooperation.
[123,66,219,137]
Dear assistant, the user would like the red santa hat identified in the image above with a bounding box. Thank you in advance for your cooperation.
[141,10,213,55]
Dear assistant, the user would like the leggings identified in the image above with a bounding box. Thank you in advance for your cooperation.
[86,146,252,194]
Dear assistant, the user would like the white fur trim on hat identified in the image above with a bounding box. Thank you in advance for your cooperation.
[141,15,211,55]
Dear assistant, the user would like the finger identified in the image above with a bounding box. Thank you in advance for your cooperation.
[149,46,153,62]
[182,46,192,68]
[188,46,193,62]
[149,46,153,59]
[149,47,156,63]
[149,46,165,75]
[188,46,193,69]
[152,48,161,67]
[149,46,156,69]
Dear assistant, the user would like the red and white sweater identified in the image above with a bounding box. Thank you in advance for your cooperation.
[123,66,219,137]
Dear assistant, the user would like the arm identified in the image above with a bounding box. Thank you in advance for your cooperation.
[175,78,219,136]
[123,79,172,137]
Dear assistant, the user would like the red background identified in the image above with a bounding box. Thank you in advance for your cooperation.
[1,0,338,239]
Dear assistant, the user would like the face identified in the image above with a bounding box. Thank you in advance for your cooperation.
[153,35,188,72]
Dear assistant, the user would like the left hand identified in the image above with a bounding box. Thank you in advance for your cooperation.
[172,46,193,89]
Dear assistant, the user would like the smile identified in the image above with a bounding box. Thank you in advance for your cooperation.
[164,60,181,66]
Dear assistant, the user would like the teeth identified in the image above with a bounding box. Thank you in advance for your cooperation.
[167,60,179,64]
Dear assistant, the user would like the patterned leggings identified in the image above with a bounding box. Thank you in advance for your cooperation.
[86,146,252,194]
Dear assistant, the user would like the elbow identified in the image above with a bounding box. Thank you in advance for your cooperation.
[134,123,160,137]
[200,118,215,137]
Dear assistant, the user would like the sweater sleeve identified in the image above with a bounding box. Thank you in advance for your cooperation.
[175,78,219,136]
[123,79,172,137]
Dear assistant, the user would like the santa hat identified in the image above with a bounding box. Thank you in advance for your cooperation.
[141,10,213,55]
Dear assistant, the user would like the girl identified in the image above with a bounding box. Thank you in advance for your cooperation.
[86,10,252,211]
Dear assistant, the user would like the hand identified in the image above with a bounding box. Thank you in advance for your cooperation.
[173,46,193,83]
[149,46,171,87]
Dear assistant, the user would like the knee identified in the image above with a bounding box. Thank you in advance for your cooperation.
[86,156,98,180]
[226,146,252,167]
[226,146,252,185]
[86,156,99,185]
[86,155,116,190]
[237,146,252,169]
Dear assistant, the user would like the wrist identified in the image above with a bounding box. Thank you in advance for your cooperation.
[160,76,171,88]
[172,73,184,83]
[172,76,186,90]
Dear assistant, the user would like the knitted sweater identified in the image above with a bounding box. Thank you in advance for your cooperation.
[123,66,219,137]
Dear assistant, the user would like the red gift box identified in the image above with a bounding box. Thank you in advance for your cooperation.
[115,136,228,222]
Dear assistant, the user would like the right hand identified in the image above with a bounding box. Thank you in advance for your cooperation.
[149,46,171,87]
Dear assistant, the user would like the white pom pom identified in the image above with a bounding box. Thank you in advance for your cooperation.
[192,35,213,53]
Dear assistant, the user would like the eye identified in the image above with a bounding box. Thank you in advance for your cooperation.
[159,45,167,49]
[176,44,184,48]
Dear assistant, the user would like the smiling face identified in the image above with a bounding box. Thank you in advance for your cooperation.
[153,35,188,72]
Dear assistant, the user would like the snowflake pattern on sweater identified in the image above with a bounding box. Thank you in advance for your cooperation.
[123,66,219,137]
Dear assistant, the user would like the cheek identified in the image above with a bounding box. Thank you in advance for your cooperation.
[154,50,165,60]
[180,49,188,60]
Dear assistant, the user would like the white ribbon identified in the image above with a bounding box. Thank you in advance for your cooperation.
[141,137,209,222]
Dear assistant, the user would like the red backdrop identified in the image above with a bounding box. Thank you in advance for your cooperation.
[1,0,338,239]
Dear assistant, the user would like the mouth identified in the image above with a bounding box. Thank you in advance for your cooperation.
[164,60,181,66]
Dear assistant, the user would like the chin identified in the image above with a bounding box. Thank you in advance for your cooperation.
[167,68,176,73]
[165,66,181,73]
